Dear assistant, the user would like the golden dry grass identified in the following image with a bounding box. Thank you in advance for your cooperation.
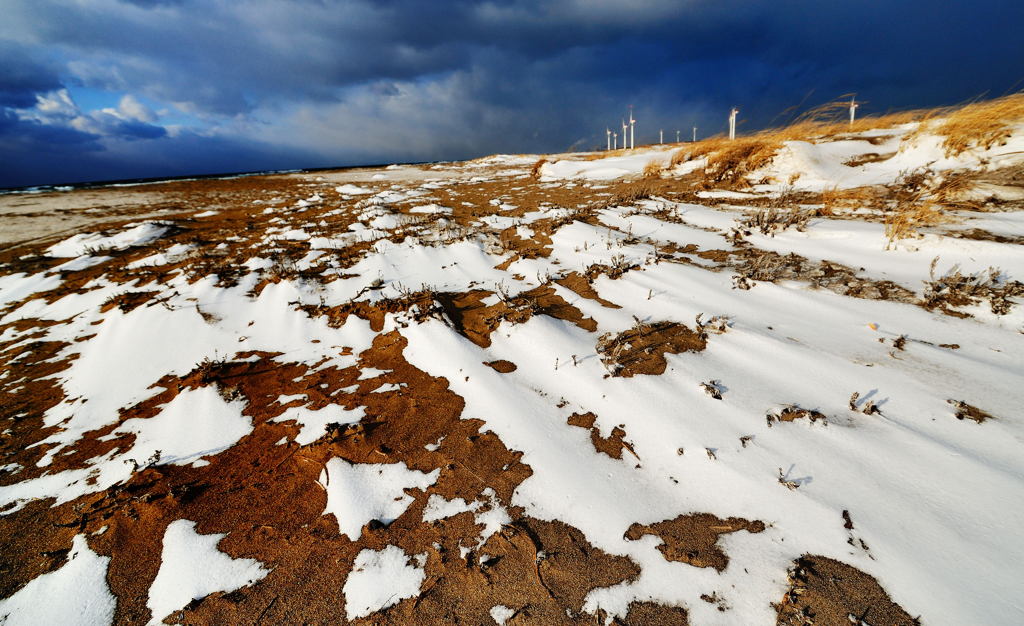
[698,136,782,188]
[660,94,1023,190]
[883,172,952,247]
[530,157,547,178]
[581,147,633,161]
[642,159,668,178]
[559,94,1022,193]
[660,98,929,188]
[884,199,947,247]
[931,170,982,210]
[935,93,1024,156]
[820,186,883,215]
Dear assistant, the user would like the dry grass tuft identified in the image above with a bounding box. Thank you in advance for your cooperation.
[581,147,632,161]
[766,405,826,427]
[740,207,812,236]
[592,180,656,209]
[642,158,668,179]
[884,199,945,246]
[921,259,1024,316]
[699,136,782,188]
[669,147,694,168]
[947,399,994,424]
[936,93,1024,156]
[530,157,548,178]
[884,171,948,247]
[820,186,881,215]
[931,170,983,210]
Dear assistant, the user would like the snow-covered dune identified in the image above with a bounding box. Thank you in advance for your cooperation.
[1,114,1023,625]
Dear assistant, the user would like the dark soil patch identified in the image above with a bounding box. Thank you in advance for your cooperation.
[596,321,706,377]
[605,601,689,625]
[484,359,517,373]
[776,555,919,626]
[436,285,596,348]
[555,271,622,309]
[625,514,765,572]
[566,412,637,460]
[99,290,161,314]
[0,331,656,625]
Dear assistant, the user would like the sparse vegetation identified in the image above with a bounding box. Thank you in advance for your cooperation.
[700,380,723,400]
[596,318,706,377]
[947,399,994,424]
[642,158,668,179]
[766,406,826,427]
[698,136,782,189]
[1,93,1020,626]
[740,206,812,236]
[935,93,1024,157]
[884,170,949,247]
[920,259,1024,316]
[820,186,882,215]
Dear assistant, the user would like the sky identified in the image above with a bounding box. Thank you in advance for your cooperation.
[1,0,1022,188]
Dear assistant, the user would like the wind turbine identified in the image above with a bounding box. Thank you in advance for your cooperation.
[606,128,612,151]
[849,96,859,126]
[676,130,680,143]
[621,119,628,150]
[628,105,636,149]
[613,131,618,150]
[692,126,697,142]
[729,107,739,140]
[659,129,664,144]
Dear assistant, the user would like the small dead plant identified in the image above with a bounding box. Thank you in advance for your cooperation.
[921,259,1024,316]
[766,406,826,427]
[741,207,812,236]
[947,399,994,424]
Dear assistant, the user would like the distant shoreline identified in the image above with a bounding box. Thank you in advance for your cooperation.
[0,160,432,196]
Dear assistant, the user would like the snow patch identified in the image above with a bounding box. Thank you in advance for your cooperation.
[343,545,426,621]
[147,520,269,624]
[319,459,439,540]
[0,535,115,626]
[273,403,365,446]
[46,222,169,257]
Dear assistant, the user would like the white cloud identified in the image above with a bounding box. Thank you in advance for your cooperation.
[31,88,79,119]
[117,94,156,122]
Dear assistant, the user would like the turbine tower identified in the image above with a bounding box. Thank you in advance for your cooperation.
[849,96,859,126]
[613,131,618,150]
[606,128,612,151]
[729,107,739,140]
[621,119,628,150]
[659,129,663,144]
[628,106,636,149]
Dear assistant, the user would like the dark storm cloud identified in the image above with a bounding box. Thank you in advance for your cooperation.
[0,0,1022,187]
[0,42,64,108]
[0,125,315,188]
[0,109,102,151]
